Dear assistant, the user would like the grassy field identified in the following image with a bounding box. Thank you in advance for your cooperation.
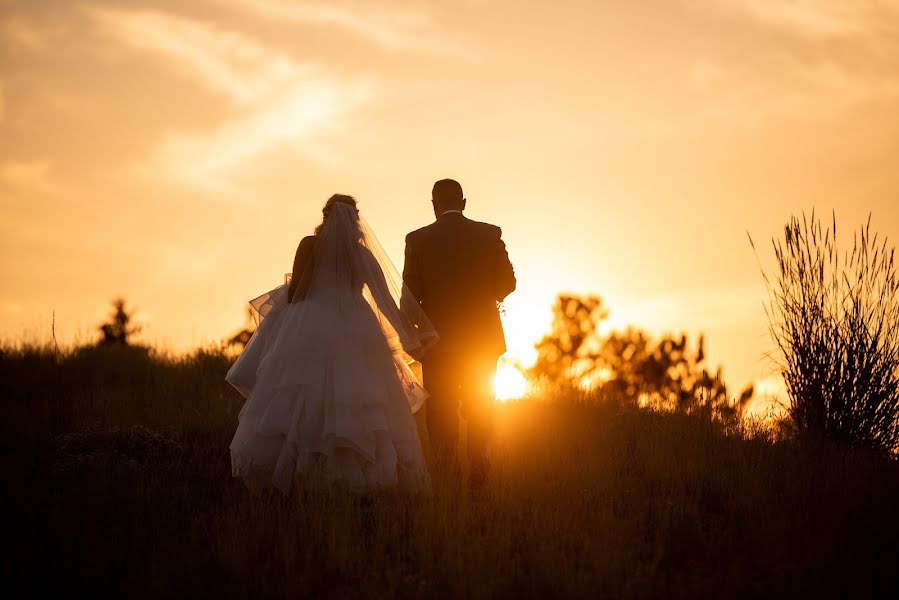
[3,343,899,598]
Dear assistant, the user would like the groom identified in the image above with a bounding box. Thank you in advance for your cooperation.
[403,179,516,490]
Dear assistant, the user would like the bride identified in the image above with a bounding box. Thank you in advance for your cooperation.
[226,194,438,493]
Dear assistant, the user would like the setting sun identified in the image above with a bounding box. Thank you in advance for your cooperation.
[494,365,529,402]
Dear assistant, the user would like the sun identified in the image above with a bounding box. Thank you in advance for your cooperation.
[494,364,529,402]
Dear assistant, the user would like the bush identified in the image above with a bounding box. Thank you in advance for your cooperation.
[754,212,899,454]
[530,295,750,419]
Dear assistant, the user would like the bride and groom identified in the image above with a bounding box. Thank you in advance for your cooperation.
[226,179,516,493]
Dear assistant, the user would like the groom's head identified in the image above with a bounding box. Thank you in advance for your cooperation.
[432,179,465,217]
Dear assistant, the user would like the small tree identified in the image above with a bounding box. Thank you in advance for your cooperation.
[99,298,141,346]
[754,212,899,454]
[531,295,608,385]
[227,307,256,349]
[531,293,751,419]
[599,329,750,418]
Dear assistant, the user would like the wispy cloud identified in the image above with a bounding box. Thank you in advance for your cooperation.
[706,0,896,37]
[216,0,465,57]
[665,0,899,131]
[87,7,374,192]
[0,160,54,195]
[731,1,869,37]
[88,8,298,106]
[681,56,899,129]
[147,74,372,191]
[0,14,48,54]
[701,0,899,38]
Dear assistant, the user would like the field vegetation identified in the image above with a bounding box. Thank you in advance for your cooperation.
[3,342,898,598]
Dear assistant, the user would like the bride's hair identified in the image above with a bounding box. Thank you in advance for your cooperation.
[315,194,359,236]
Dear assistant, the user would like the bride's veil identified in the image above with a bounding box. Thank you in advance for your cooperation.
[249,202,438,392]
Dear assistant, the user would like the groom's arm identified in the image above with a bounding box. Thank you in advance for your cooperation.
[402,233,424,305]
[492,228,516,302]
[399,233,430,357]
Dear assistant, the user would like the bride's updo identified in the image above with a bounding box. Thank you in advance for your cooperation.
[315,194,359,236]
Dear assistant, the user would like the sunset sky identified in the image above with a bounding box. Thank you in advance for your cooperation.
[2,0,898,399]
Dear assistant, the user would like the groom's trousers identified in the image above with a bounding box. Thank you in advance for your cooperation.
[422,351,497,481]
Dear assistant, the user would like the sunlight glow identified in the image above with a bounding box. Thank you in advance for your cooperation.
[494,365,529,402]
[2,0,898,396]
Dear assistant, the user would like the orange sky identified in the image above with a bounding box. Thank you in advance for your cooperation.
[2,0,898,399]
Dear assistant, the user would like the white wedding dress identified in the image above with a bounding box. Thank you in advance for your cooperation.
[226,203,438,493]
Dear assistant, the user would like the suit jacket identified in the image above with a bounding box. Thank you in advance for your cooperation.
[403,212,516,359]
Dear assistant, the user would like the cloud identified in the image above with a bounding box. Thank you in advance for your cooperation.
[701,0,899,38]
[682,56,899,130]
[87,7,374,192]
[145,74,372,191]
[87,7,297,106]
[0,160,54,195]
[1,14,48,53]
[661,1,899,131]
[216,0,464,57]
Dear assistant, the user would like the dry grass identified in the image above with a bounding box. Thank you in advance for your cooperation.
[754,212,899,453]
[3,343,899,598]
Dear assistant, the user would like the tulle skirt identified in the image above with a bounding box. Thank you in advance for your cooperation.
[226,285,430,494]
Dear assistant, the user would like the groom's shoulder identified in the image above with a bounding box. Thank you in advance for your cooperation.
[406,217,502,244]
[405,220,447,243]
[465,218,503,240]
[405,225,431,245]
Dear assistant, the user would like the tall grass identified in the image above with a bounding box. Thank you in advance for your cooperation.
[2,342,899,597]
[753,212,899,454]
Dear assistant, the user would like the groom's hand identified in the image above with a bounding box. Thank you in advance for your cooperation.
[409,331,439,362]
[404,341,424,362]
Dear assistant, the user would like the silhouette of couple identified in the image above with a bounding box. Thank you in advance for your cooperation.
[226,179,516,494]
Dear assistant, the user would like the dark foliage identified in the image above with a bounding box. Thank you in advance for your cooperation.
[754,212,899,454]
[227,307,256,349]
[2,344,898,597]
[98,297,141,346]
[531,294,752,418]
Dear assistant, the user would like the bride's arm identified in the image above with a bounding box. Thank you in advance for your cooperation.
[361,248,421,349]
[288,236,316,303]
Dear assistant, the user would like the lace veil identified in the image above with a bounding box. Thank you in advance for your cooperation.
[246,202,438,391]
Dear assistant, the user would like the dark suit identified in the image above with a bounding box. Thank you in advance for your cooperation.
[403,211,516,480]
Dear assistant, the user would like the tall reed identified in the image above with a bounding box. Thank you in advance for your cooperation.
[753,212,899,454]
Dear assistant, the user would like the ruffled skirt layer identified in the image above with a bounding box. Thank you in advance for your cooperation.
[226,285,429,494]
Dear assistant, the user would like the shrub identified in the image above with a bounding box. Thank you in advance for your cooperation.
[754,212,899,454]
